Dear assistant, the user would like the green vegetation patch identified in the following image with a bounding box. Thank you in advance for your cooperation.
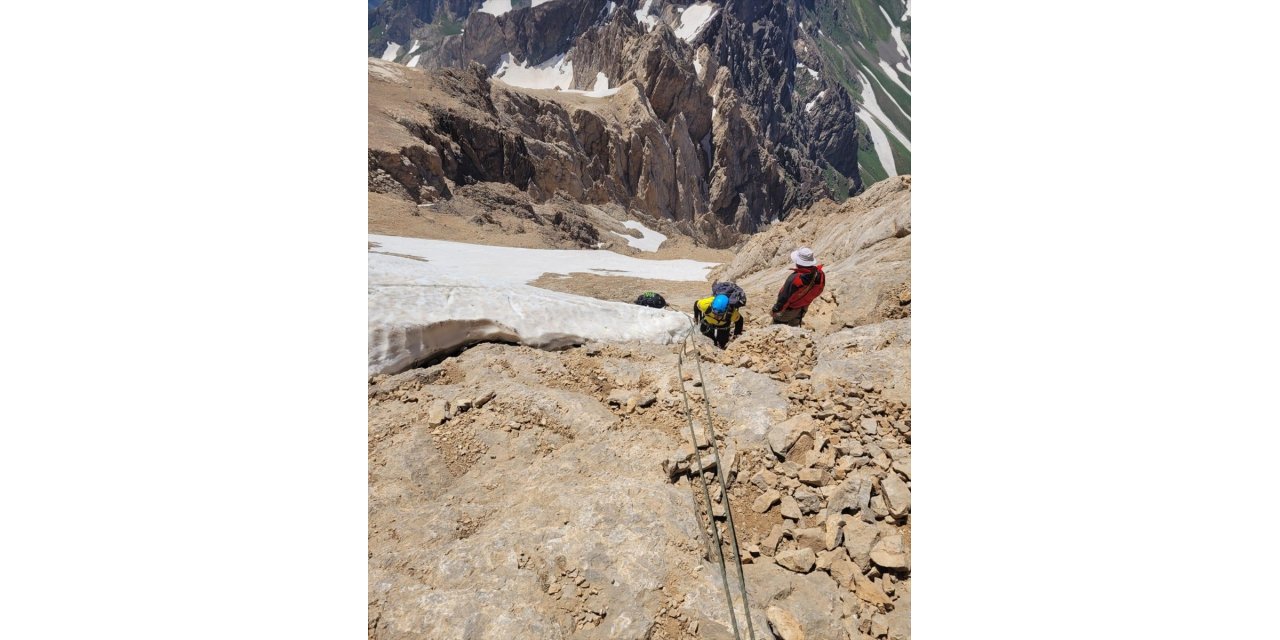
[435,12,463,36]
[822,164,853,201]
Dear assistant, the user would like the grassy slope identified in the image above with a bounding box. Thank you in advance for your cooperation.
[807,0,912,187]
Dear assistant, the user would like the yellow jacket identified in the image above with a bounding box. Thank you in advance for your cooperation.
[694,296,743,328]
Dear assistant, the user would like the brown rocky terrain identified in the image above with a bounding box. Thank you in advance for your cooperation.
[368,179,911,639]
[368,0,866,248]
[711,175,911,337]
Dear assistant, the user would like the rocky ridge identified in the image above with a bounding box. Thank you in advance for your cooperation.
[371,0,911,193]
[368,0,876,247]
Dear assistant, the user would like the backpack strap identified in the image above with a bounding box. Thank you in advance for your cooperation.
[781,270,821,311]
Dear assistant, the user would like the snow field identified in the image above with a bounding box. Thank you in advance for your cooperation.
[674,3,717,42]
[855,68,910,150]
[493,53,574,90]
[368,235,714,284]
[478,0,513,16]
[855,110,896,177]
[367,235,713,374]
[877,4,910,62]
[634,0,658,30]
[493,53,621,97]
[878,59,911,96]
[611,221,668,252]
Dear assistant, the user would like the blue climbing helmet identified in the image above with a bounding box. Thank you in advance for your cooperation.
[711,294,730,314]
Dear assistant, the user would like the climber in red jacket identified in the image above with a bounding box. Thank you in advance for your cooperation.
[771,247,825,326]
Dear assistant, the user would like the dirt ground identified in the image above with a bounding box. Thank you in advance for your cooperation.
[528,272,716,311]
[369,192,737,262]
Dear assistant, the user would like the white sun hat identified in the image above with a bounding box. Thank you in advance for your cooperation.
[790,247,817,267]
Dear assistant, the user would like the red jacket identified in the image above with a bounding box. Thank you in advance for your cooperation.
[772,265,826,312]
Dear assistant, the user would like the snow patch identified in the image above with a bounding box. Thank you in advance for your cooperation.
[693,59,704,79]
[674,3,717,42]
[605,1,617,17]
[493,52,574,91]
[569,72,621,97]
[878,5,910,62]
[370,235,714,284]
[878,59,911,95]
[805,90,825,113]
[407,55,421,68]
[903,0,911,21]
[532,0,557,7]
[611,220,668,252]
[409,39,419,54]
[863,64,910,122]
[634,0,658,30]
[367,235,711,374]
[380,42,400,61]
[478,0,513,16]
[855,68,910,150]
[896,62,911,76]
[368,274,692,375]
[855,110,896,177]
[795,63,819,80]
[588,72,619,96]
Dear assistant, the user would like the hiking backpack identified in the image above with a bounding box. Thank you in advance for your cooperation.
[711,281,747,308]
[634,291,668,308]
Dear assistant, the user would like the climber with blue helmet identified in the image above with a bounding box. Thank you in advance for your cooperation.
[693,293,745,349]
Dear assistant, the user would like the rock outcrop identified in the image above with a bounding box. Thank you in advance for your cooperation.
[368,0,873,247]
[711,175,912,336]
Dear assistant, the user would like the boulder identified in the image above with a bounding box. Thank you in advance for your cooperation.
[780,495,802,520]
[881,473,911,517]
[798,467,830,487]
[870,534,909,570]
[842,517,880,571]
[793,487,822,514]
[792,527,826,554]
[766,606,805,640]
[752,489,782,513]
[851,570,892,606]
[775,548,816,573]
[768,414,816,457]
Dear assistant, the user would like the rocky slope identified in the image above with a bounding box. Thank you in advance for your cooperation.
[368,180,911,639]
[712,175,911,336]
[367,0,912,247]
[370,1,910,189]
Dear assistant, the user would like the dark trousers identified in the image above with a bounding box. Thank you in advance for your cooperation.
[699,323,732,349]
[771,307,806,326]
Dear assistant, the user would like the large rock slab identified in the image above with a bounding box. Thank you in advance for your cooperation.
[768,414,816,457]
[766,606,805,640]
[881,473,911,517]
[776,548,817,573]
[870,533,910,570]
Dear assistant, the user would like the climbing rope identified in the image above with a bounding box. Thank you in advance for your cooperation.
[674,315,756,640]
